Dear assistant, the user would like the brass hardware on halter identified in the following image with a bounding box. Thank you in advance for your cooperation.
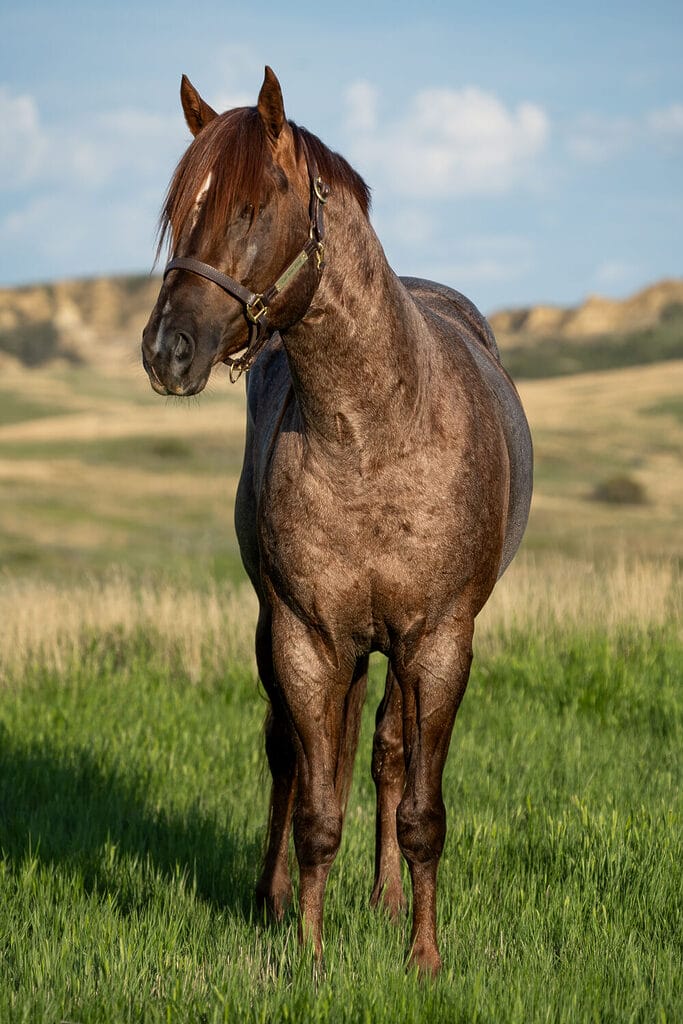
[314,176,330,204]
[246,296,268,323]
[315,243,325,272]
[273,249,312,293]
[228,359,248,385]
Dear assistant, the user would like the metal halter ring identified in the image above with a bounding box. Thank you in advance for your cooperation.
[313,176,330,203]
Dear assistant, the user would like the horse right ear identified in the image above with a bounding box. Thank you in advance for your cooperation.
[257,66,286,143]
[180,75,218,136]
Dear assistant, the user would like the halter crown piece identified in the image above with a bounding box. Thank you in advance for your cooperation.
[163,157,331,383]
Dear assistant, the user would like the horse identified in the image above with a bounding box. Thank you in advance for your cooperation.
[142,66,533,976]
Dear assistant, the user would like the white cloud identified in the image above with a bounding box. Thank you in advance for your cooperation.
[344,83,549,198]
[431,258,528,285]
[0,195,56,242]
[647,103,683,146]
[0,66,300,282]
[567,103,683,163]
[371,204,437,248]
[200,44,264,115]
[65,108,181,187]
[0,88,185,280]
[0,87,48,187]
[212,91,254,112]
[424,235,535,287]
[566,114,636,163]
[593,259,643,290]
[0,89,183,194]
[0,190,161,278]
[345,81,379,134]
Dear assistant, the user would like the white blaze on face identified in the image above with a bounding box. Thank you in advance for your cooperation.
[190,171,213,232]
[155,172,213,355]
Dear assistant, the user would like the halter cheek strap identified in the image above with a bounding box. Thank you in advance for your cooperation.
[163,162,330,383]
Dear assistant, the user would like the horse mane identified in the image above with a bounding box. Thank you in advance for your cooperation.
[157,107,371,258]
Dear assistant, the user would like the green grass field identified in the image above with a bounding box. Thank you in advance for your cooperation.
[0,342,682,1020]
[0,567,681,1022]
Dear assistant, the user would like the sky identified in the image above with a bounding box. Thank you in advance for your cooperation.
[1,0,681,313]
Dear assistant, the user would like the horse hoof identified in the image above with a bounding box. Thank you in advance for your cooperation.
[255,882,292,923]
[369,882,407,921]
[406,945,442,979]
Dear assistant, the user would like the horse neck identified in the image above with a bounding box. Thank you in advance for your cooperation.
[281,193,428,456]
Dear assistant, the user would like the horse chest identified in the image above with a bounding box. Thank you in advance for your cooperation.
[257,446,493,634]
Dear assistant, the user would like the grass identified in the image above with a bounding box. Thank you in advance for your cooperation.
[643,395,683,426]
[0,367,247,583]
[0,391,70,428]
[519,360,683,561]
[0,560,681,1022]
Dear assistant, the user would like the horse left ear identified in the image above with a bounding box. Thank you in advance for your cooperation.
[257,66,286,143]
[181,74,218,137]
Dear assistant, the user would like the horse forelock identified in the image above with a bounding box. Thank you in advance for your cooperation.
[157,107,268,258]
[156,108,371,260]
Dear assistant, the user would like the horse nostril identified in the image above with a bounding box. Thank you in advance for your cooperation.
[173,331,194,364]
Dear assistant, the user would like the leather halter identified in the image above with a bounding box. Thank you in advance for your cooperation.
[163,160,330,382]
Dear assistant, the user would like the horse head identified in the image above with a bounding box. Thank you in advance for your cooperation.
[142,67,323,396]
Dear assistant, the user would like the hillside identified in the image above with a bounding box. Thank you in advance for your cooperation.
[0,274,682,378]
[0,275,159,372]
[489,278,683,339]
[491,279,683,380]
[0,341,680,579]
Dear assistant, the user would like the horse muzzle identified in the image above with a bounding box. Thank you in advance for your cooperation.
[141,327,209,397]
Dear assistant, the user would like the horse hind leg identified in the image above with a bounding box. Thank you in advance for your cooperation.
[256,702,297,921]
[370,663,407,919]
[334,655,369,816]
[254,608,297,922]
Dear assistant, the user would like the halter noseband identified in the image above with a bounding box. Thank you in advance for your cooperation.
[163,160,330,383]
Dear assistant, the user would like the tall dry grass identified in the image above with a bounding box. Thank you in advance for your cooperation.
[477,552,680,641]
[0,573,258,685]
[0,555,679,685]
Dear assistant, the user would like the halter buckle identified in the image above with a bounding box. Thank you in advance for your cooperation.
[246,296,268,324]
[313,176,330,204]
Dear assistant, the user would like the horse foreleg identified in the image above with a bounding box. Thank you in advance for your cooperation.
[255,607,296,922]
[271,606,353,961]
[370,663,406,919]
[394,620,474,976]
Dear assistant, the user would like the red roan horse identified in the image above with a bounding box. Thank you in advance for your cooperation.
[142,67,532,975]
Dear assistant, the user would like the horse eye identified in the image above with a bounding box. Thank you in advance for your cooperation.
[240,203,254,220]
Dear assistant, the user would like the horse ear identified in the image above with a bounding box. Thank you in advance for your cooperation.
[257,66,286,143]
[180,74,218,136]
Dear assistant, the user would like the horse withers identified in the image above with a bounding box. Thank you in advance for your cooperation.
[142,66,533,976]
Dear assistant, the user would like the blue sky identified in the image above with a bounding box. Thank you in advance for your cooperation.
[1,0,681,312]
